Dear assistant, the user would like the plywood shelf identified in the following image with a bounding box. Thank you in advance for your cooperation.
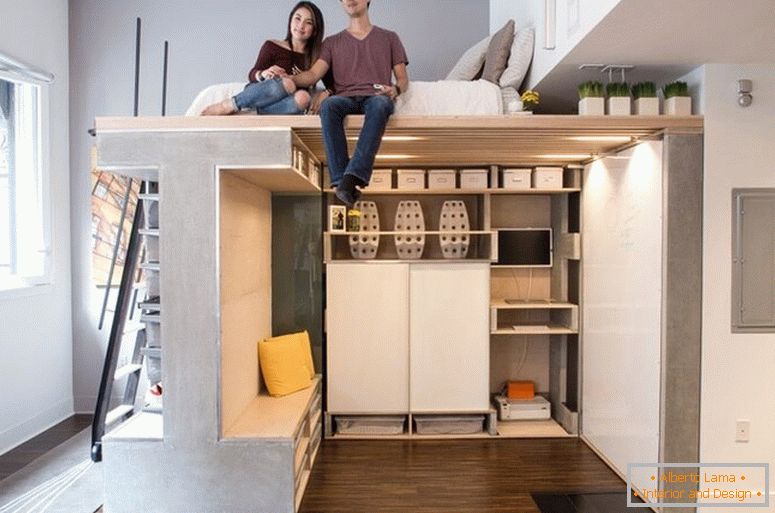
[496,418,575,438]
[490,299,577,309]
[223,376,321,440]
[326,230,494,236]
[326,188,581,196]
[491,326,577,335]
[222,167,320,193]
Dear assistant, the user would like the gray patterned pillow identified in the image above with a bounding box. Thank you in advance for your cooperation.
[445,35,492,81]
[499,28,535,90]
[481,20,515,84]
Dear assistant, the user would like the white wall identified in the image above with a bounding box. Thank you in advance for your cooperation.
[700,63,775,511]
[68,0,490,412]
[489,0,623,88]
[581,141,663,488]
[0,0,73,454]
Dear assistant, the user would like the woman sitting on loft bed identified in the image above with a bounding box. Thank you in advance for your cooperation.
[202,1,330,116]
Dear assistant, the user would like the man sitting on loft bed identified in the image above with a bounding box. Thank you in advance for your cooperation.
[190,5,533,206]
[294,0,409,207]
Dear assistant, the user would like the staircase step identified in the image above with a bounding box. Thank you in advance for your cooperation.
[140,347,161,358]
[105,404,134,426]
[114,364,143,381]
[141,312,161,324]
[142,404,163,414]
[122,324,143,336]
[140,262,160,272]
[138,296,161,312]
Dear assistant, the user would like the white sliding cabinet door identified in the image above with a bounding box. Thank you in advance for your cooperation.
[581,141,662,482]
[326,263,409,413]
[409,263,490,412]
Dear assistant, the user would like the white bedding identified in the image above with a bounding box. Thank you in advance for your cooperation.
[185,80,502,116]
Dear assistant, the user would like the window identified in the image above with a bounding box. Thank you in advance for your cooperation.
[0,71,50,291]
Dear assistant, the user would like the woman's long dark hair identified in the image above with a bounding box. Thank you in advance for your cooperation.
[285,1,325,69]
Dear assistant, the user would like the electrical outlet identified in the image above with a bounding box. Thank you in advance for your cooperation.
[736,419,750,442]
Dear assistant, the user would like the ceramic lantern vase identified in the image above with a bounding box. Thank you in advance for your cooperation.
[394,200,425,260]
[348,201,380,259]
[439,201,470,259]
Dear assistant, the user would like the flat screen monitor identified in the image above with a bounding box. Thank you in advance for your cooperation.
[495,228,552,267]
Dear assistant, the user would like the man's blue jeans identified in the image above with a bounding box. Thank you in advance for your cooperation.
[319,94,394,187]
[233,78,303,115]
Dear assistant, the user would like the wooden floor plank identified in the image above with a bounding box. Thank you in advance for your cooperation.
[299,438,625,512]
[0,414,92,481]
[16,420,628,512]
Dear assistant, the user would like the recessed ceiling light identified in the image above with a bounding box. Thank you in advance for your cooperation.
[568,136,632,143]
[537,154,591,160]
[375,154,416,160]
[348,136,424,142]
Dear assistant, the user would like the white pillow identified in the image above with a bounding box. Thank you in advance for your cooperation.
[445,35,492,81]
[500,86,520,114]
[499,28,535,90]
[185,82,245,116]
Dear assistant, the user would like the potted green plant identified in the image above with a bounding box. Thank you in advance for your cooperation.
[663,81,691,115]
[578,81,604,116]
[632,81,659,115]
[606,82,631,115]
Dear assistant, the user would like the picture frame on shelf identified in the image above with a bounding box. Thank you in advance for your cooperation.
[329,205,346,233]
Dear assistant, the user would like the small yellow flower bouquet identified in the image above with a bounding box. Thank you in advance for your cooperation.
[521,90,540,111]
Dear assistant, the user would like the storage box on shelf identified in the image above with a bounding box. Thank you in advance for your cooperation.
[327,411,497,438]
[428,169,456,190]
[369,168,393,190]
[460,168,488,190]
[397,169,426,190]
[502,168,532,190]
[533,167,564,189]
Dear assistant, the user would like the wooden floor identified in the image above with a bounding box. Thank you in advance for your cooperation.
[299,438,626,513]
[0,414,92,481]
[3,418,628,512]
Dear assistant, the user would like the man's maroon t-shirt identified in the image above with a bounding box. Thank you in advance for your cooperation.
[319,26,408,97]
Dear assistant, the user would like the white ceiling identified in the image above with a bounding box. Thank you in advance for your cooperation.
[535,0,775,113]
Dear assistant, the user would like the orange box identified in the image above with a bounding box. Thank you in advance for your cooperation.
[507,381,535,400]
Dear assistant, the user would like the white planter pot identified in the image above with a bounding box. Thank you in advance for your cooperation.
[634,97,659,115]
[607,97,631,115]
[578,97,604,116]
[665,96,691,116]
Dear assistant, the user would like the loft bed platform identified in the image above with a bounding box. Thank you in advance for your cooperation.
[94,114,703,167]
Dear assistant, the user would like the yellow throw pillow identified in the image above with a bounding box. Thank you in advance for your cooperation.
[258,331,314,397]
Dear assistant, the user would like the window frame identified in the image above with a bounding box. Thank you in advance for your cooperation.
[0,68,52,299]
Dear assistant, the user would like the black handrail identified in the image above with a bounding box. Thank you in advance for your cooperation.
[91,198,145,462]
